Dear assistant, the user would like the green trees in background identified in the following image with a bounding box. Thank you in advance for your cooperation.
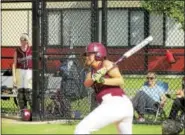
[142,0,184,30]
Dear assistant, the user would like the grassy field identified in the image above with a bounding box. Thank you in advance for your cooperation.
[1,75,183,120]
[2,118,163,134]
[2,118,185,134]
[1,75,183,134]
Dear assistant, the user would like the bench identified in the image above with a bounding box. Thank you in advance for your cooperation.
[1,76,17,97]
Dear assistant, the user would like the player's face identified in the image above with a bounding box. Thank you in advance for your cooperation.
[84,52,96,66]
[20,39,28,46]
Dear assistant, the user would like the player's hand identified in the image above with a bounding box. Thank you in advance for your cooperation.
[13,79,17,87]
[93,75,105,83]
[92,73,105,83]
[12,85,18,95]
[96,67,107,76]
[92,67,107,83]
[97,77,105,83]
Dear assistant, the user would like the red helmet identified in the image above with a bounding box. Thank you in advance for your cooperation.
[85,42,107,60]
[21,109,32,121]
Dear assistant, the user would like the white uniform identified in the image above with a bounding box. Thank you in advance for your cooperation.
[75,94,133,134]
[15,46,32,89]
[15,68,32,89]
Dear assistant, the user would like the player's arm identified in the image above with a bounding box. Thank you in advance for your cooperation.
[102,60,124,87]
[12,51,17,86]
[84,71,94,87]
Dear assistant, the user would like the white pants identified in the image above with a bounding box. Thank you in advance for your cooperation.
[15,69,32,89]
[74,94,134,134]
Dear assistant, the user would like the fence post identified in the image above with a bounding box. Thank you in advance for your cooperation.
[39,0,47,121]
[91,0,99,42]
[102,0,107,46]
[32,0,40,121]
[144,10,149,72]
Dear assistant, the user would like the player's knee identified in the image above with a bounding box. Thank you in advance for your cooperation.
[25,89,32,98]
[74,123,84,134]
[17,88,24,100]
[118,119,133,134]
[18,101,25,109]
[74,122,90,134]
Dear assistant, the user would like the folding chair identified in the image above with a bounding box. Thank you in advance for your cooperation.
[144,81,168,122]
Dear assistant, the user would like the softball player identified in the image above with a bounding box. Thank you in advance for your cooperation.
[12,33,32,110]
[74,42,133,134]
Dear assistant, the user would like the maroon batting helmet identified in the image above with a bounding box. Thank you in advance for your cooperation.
[84,42,107,60]
[21,109,32,121]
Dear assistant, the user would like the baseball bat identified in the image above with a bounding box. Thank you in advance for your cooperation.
[106,36,153,71]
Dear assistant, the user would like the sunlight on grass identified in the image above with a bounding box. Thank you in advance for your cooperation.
[1,119,162,134]
[2,119,184,134]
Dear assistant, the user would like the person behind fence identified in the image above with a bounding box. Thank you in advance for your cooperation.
[162,88,184,135]
[132,72,167,122]
[168,89,185,120]
[74,42,133,134]
[12,33,32,110]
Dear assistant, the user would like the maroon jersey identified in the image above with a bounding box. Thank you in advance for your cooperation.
[91,62,125,103]
[16,46,32,69]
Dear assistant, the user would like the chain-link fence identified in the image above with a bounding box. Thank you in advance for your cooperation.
[1,0,185,124]
[1,1,32,118]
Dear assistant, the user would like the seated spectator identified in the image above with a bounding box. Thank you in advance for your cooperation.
[162,89,184,135]
[132,72,167,122]
[168,89,185,120]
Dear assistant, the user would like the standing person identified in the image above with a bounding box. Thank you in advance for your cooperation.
[12,33,32,110]
[74,42,133,134]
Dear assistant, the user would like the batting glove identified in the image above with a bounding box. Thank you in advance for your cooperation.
[96,77,105,83]
[96,67,107,76]
[92,73,105,83]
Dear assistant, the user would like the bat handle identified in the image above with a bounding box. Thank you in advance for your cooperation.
[106,56,126,72]
[106,59,124,72]
[115,55,126,65]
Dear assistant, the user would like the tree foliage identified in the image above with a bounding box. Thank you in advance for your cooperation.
[142,0,184,30]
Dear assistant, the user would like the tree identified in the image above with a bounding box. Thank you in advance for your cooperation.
[142,0,184,30]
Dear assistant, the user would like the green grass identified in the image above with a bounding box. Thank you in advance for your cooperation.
[1,76,184,134]
[2,118,185,134]
[124,77,182,94]
[1,76,183,131]
[1,76,182,119]
[2,119,162,134]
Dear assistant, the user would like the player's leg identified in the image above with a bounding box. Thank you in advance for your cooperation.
[116,117,133,134]
[25,89,32,108]
[24,69,32,108]
[74,103,118,134]
[74,94,133,134]
[17,88,25,109]
[116,95,133,134]
[16,69,26,109]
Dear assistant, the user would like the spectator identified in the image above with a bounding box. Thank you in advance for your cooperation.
[132,72,167,122]
[168,89,185,120]
[162,87,184,135]
[12,33,32,110]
